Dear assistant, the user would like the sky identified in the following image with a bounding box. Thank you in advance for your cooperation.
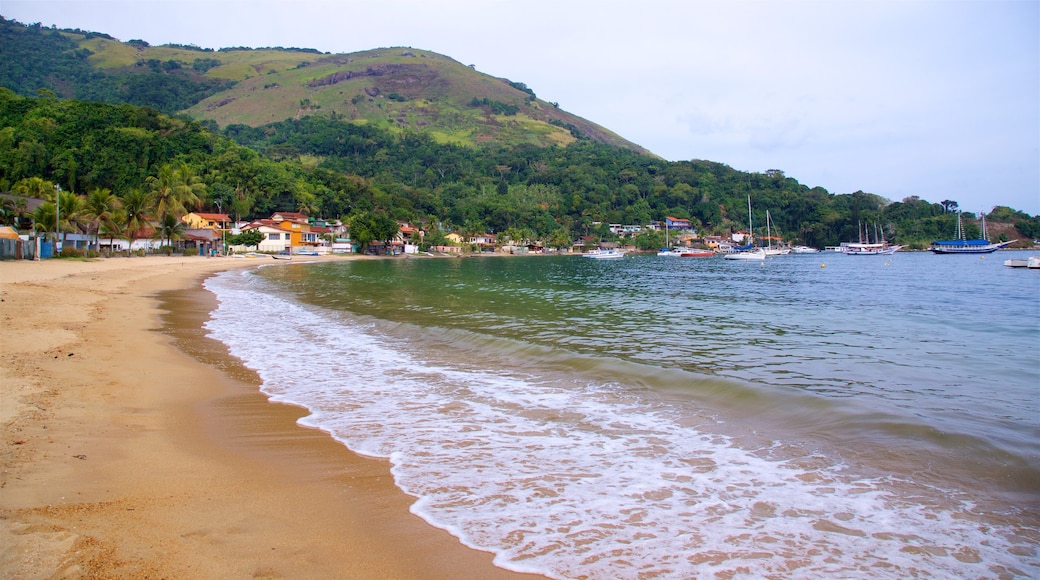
[4,0,1039,215]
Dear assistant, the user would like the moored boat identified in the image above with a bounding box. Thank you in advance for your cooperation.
[791,245,820,253]
[680,250,715,258]
[583,248,625,260]
[840,242,903,256]
[1003,258,1030,268]
[930,212,1015,254]
[723,247,767,261]
[841,222,902,255]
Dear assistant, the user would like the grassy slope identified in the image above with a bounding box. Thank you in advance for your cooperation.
[73,35,649,153]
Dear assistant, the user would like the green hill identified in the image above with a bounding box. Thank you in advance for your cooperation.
[0,17,649,155]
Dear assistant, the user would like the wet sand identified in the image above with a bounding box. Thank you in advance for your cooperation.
[0,255,541,579]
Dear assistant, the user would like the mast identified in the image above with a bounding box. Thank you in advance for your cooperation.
[766,210,772,250]
[747,196,753,246]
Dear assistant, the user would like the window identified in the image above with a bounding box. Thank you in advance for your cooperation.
[268,233,281,240]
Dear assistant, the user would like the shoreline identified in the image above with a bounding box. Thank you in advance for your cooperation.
[0,256,542,578]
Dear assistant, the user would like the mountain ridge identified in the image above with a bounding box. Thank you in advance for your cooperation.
[0,18,651,155]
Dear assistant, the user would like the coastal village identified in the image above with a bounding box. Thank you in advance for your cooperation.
[1,199,758,258]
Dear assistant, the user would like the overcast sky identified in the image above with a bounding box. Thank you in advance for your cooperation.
[5,0,1038,215]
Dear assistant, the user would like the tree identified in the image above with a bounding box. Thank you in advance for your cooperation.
[227,229,264,250]
[153,212,185,251]
[120,188,151,255]
[940,199,959,214]
[146,162,204,245]
[84,187,118,252]
[347,210,399,252]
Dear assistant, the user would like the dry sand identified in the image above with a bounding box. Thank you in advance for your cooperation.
[0,255,541,579]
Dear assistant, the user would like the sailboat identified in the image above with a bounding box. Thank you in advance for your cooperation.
[929,212,1015,254]
[763,210,790,256]
[657,223,682,256]
[724,197,766,261]
[840,222,902,255]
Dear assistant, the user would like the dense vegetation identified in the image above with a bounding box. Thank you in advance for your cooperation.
[1,91,1037,251]
[0,17,234,114]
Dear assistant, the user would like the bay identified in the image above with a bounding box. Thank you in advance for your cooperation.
[204,250,1040,578]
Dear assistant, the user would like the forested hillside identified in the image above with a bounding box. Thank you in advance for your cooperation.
[1,17,1037,251]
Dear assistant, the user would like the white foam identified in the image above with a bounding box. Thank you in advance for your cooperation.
[204,269,1037,579]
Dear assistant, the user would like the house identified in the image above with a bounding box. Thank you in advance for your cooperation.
[445,232,465,245]
[239,220,292,253]
[469,233,496,246]
[182,212,230,231]
[665,217,693,232]
[469,233,497,253]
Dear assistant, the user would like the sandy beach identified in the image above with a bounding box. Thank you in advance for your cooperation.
[0,255,541,579]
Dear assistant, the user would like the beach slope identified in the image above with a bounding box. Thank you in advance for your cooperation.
[0,256,537,579]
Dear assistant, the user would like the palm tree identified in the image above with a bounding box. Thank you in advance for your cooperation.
[120,188,151,255]
[32,202,57,242]
[84,187,118,253]
[51,190,86,252]
[11,176,54,200]
[145,162,205,245]
[153,212,186,252]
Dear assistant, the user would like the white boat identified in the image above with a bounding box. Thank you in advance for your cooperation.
[1004,258,1030,268]
[1029,256,1040,269]
[840,242,903,256]
[725,196,767,261]
[792,245,820,253]
[763,211,790,256]
[840,222,902,255]
[723,247,766,261]
[657,224,681,256]
[583,248,625,260]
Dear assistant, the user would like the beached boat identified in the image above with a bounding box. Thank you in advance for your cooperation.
[583,248,625,260]
[930,213,1015,254]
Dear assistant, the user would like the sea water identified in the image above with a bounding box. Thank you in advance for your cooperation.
[203,251,1040,579]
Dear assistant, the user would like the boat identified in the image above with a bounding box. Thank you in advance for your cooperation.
[840,222,902,255]
[1030,257,1040,269]
[763,211,790,256]
[791,245,820,253]
[840,242,903,256]
[930,212,1015,254]
[1003,257,1030,268]
[723,247,766,261]
[680,250,715,258]
[657,225,682,256]
[583,248,625,260]
[725,196,767,261]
